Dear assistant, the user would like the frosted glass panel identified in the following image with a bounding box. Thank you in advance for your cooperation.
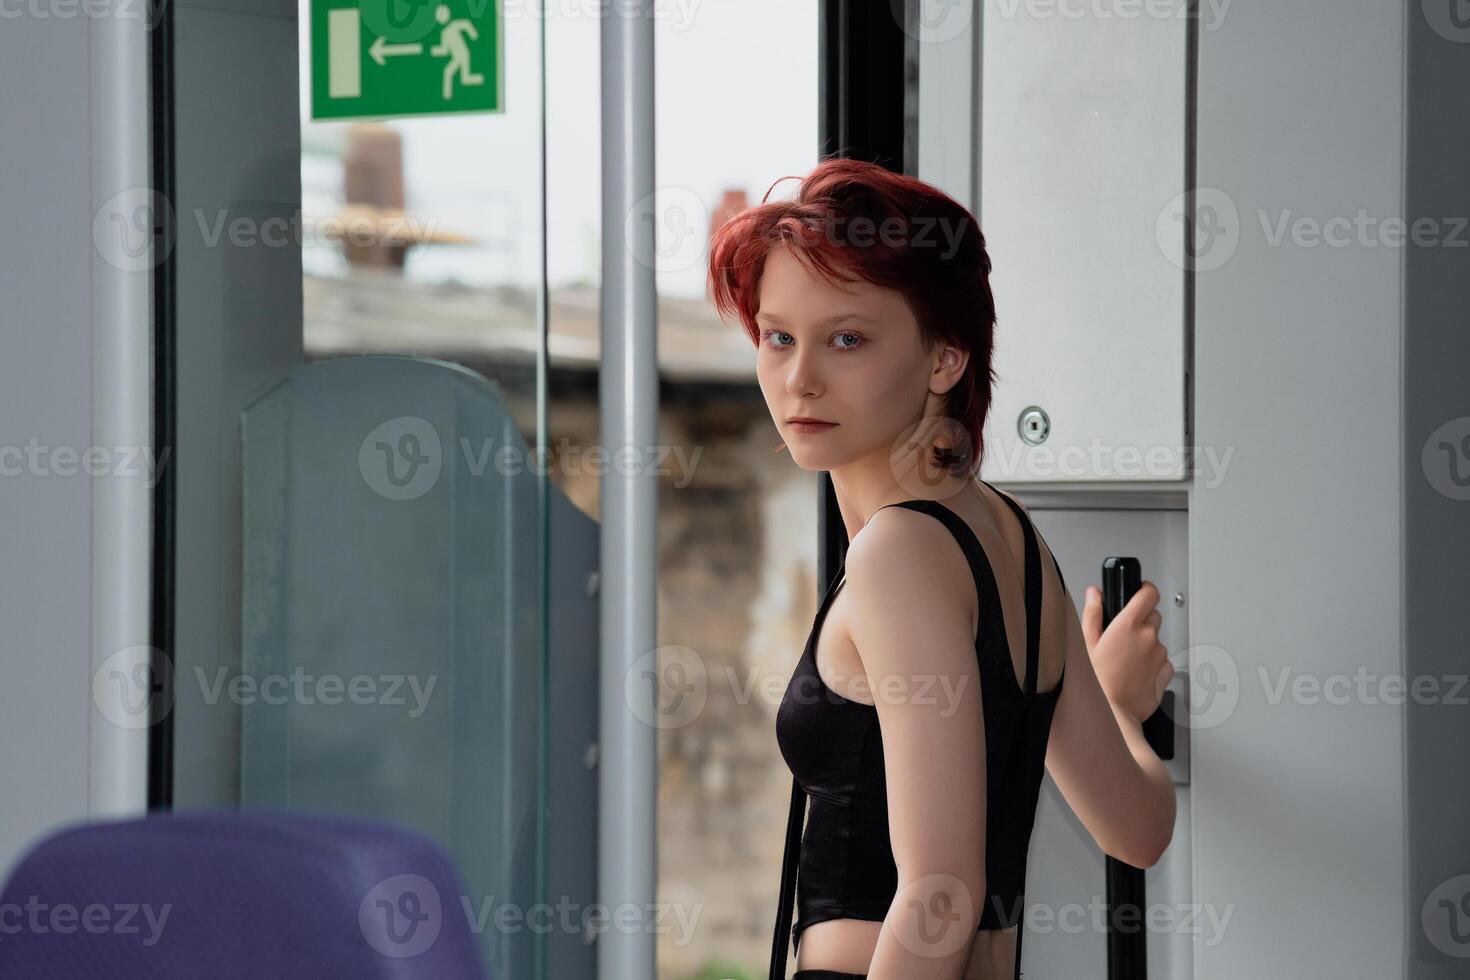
[240,355,542,979]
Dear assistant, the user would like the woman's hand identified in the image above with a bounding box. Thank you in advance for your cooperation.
[1081,582,1174,726]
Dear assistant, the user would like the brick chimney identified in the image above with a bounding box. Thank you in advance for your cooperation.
[709,188,749,247]
[342,124,407,268]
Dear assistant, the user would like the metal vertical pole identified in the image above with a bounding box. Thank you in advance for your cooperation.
[599,2,658,978]
[90,0,154,819]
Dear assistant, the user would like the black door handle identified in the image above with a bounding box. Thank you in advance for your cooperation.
[1100,556,1157,980]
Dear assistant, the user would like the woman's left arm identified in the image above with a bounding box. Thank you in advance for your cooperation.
[843,509,988,980]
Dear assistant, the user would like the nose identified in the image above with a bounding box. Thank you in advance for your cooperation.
[784,345,822,400]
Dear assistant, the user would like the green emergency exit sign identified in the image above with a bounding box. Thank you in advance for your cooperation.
[311,0,502,120]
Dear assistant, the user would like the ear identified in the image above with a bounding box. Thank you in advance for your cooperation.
[931,343,970,397]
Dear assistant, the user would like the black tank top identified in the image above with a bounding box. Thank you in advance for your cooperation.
[769,485,1068,980]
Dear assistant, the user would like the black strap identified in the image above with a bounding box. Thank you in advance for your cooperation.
[770,557,847,980]
[984,482,1047,979]
[985,485,1043,695]
[983,480,1067,597]
[769,776,807,980]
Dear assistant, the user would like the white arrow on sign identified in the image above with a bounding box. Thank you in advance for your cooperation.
[370,35,424,66]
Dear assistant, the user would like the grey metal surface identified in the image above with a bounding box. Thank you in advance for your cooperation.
[598,2,660,978]
[88,0,153,821]
[1020,502,1193,979]
[975,0,1188,484]
[0,0,152,875]
[1192,1,1410,975]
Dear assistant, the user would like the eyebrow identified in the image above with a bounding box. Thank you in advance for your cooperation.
[755,311,876,327]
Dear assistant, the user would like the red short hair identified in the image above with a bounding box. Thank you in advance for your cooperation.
[707,157,997,475]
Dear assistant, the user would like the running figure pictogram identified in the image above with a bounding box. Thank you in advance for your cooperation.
[429,4,483,100]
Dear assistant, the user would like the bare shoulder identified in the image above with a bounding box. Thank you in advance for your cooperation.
[841,505,979,680]
[845,502,972,601]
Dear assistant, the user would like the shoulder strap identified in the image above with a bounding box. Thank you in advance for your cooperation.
[985,487,1043,695]
[981,483,1045,980]
[983,482,1069,595]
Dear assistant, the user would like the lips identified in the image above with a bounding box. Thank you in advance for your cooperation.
[787,418,837,432]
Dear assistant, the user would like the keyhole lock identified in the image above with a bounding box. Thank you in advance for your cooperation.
[1018,405,1050,446]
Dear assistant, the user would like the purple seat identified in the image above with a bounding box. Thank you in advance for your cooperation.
[0,808,487,979]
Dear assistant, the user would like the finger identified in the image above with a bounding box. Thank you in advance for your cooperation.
[1158,658,1176,692]
[1145,609,1162,632]
[1116,582,1158,625]
[1081,586,1103,646]
[1132,580,1161,613]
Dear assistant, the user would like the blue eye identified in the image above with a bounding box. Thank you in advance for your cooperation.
[759,328,865,351]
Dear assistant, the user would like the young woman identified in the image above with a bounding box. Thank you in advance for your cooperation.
[707,158,1177,980]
